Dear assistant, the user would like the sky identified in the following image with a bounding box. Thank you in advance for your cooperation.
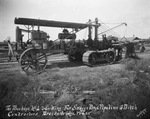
[0,0,150,42]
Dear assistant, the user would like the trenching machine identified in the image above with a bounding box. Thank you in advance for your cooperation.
[14,17,126,72]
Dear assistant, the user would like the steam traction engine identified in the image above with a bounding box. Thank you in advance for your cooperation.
[14,17,123,73]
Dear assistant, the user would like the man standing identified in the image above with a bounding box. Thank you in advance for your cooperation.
[7,39,14,62]
[140,43,145,53]
[125,41,136,58]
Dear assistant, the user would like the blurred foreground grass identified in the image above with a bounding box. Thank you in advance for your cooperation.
[0,58,150,119]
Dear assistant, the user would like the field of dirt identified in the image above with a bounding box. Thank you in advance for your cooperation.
[0,47,150,119]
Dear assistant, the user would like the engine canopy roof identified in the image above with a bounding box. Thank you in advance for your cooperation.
[14,17,97,30]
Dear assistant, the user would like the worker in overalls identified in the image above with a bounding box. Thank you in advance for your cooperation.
[125,42,136,58]
[140,43,145,53]
[7,40,14,62]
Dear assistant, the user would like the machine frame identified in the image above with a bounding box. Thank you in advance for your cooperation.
[14,17,100,73]
[14,17,124,73]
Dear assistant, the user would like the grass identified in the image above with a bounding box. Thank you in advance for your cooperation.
[0,58,150,119]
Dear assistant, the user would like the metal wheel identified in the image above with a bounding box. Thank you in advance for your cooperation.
[68,54,76,62]
[89,53,97,65]
[68,52,82,62]
[19,48,47,73]
[109,51,116,64]
[66,41,77,54]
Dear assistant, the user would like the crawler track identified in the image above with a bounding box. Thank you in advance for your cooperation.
[82,48,116,67]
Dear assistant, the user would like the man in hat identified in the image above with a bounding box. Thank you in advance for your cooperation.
[7,39,14,62]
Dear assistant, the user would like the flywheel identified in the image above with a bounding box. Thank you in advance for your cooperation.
[66,41,77,54]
